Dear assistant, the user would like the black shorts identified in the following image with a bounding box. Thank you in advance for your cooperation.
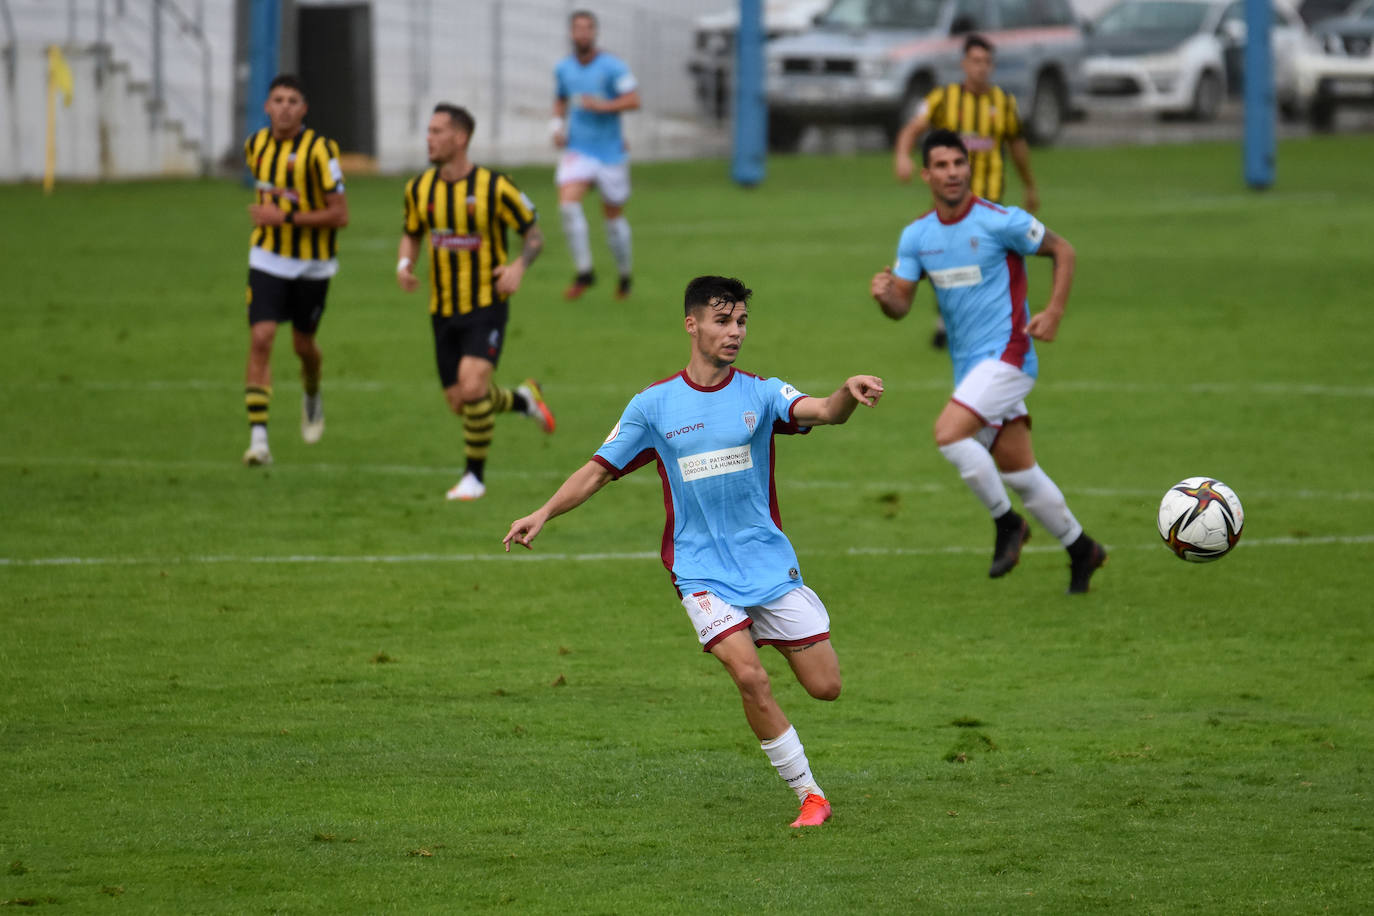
[247,269,330,334]
[432,311,507,388]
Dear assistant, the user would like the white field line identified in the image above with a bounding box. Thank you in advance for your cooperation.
[0,454,1371,503]
[2,534,1372,568]
[6,378,1374,398]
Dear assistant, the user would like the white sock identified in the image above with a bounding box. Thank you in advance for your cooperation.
[604,215,632,277]
[1002,464,1083,546]
[559,202,593,273]
[760,725,823,802]
[939,438,1012,517]
[250,424,268,449]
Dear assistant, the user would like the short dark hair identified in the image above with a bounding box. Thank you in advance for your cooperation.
[570,9,597,26]
[684,276,752,316]
[921,128,968,166]
[963,34,994,55]
[433,103,475,136]
[268,74,306,101]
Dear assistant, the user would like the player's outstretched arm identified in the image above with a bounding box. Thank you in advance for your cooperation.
[792,376,885,426]
[1027,230,1075,342]
[892,113,929,183]
[871,267,916,319]
[503,461,614,552]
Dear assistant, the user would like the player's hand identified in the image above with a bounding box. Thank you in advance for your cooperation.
[577,94,606,112]
[493,262,524,297]
[248,202,285,226]
[396,266,419,293]
[846,375,885,407]
[503,513,546,552]
[894,157,914,183]
[1023,186,1041,214]
[1027,307,1063,342]
[870,266,895,300]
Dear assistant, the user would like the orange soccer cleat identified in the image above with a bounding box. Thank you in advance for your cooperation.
[790,793,832,828]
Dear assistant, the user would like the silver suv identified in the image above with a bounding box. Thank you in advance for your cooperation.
[765,0,1088,150]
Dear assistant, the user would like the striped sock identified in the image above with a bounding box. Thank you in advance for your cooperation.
[462,394,496,479]
[488,383,515,414]
[245,384,271,428]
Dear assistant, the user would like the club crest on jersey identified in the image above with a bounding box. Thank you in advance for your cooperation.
[466,195,478,217]
[970,237,979,251]
[742,410,757,433]
[287,153,297,168]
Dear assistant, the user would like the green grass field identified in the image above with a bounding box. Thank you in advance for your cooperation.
[2,137,1372,913]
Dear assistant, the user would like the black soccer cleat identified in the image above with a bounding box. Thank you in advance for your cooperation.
[1066,537,1108,594]
[615,275,632,300]
[563,270,595,301]
[931,327,948,350]
[989,513,1031,578]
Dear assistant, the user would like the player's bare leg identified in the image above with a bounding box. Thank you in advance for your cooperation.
[558,180,595,299]
[712,630,831,826]
[445,357,496,501]
[777,639,842,702]
[292,328,324,444]
[991,419,1106,593]
[243,321,277,465]
[934,400,1025,575]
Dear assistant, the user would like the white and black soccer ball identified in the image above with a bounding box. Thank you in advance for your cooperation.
[1157,477,1244,562]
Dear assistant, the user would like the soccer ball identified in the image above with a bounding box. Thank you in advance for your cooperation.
[1157,477,1244,562]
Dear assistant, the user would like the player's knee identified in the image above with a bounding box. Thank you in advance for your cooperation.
[732,662,773,704]
[806,677,842,702]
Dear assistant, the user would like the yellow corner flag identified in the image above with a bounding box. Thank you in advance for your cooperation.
[44,45,74,194]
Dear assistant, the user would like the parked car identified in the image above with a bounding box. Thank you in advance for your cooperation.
[763,0,1088,151]
[688,0,831,122]
[1081,0,1309,120]
[1310,0,1374,52]
[1302,0,1374,126]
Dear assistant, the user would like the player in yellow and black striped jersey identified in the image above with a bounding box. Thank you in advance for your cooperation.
[240,73,349,467]
[396,103,555,502]
[891,36,1040,348]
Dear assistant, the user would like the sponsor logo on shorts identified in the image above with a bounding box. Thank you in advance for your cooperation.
[698,613,735,639]
[696,593,711,612]
[678,445,752,482]
[928,265,983,289]
[664,422,704,440]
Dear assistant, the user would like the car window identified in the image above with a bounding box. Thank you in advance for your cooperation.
[951,0,986,31]
[818,0,947,28]
[1096,0,1212,37]
[998,0,1034,26]
[1035,0,1078,25]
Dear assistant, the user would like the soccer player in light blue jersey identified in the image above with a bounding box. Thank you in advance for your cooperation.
[504,276,884,828]
[871,128,1106,594]
[551,10,640,301]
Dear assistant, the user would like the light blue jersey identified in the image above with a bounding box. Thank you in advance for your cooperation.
[893,198,1046,384]
[593,368,810,606]
[555,52,637,165]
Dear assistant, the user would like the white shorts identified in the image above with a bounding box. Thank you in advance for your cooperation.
[681,585,831,652]
[555,150,631,205]
[951,359,1034,449]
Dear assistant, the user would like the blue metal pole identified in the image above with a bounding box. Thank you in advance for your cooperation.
[246,0,280,137]
[731,0,765,187]
[1243,0,1274,189]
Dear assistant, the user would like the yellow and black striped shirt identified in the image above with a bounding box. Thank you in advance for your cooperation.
[922,83,1022,203]
[244,126,345,261]
[402,165,537,319]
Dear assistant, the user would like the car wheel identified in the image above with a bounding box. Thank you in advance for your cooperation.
[1025,72,1065,145]
[1190,71,1222,121]
[767,113,804,153]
